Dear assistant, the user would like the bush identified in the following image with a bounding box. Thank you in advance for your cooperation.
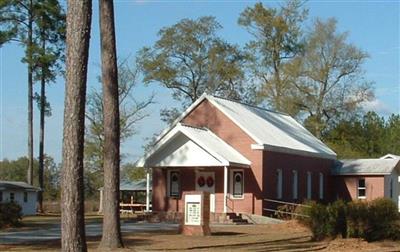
[346,200,369,238]
[298,198,400,242]
[326,200,347,238]
[297,201,329,240]
[365,198,399,241]
[0,202,22,228]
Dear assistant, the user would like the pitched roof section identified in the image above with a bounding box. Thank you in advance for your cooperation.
[380,154,400,160]
[0,181,41,191]
[138,93,336,162]
[333,159,400,175]
[206,95,336,159]
[99,179,152,191]
[136,123,251,168]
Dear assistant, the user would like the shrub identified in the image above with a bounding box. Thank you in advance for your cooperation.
[0,202,22,228]
[346,200,368,238]
[297,201,329,240]
[365,198,399,241]
[275,204,297,220]
[326,200,347,238]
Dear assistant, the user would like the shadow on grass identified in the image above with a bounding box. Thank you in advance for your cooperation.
[0,235,154,251]
[211,231,244,236]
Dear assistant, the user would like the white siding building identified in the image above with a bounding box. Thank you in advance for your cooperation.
[0,181,40,215]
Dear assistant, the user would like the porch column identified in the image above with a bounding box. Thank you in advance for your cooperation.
[146,168,150,212]
[223,166,228,213]
[99,189,103,214]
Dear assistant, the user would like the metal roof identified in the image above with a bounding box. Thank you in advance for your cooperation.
[99,179,151,191]
[207,95,337,160]
[380,154,400,160]
[136,123,251,168]
[139,94,336,162]
[333,159,400,175]
[0,180,41,191]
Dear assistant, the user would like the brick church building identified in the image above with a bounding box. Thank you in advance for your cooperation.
[137,94,400,218]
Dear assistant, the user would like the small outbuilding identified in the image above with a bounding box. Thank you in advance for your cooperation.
[0,180,41,215]
[332,158,400,209]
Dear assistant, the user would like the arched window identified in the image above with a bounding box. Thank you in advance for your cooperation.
[168,171,180,197]
[232,171,244,198]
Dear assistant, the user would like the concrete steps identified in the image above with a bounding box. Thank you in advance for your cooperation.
[226,213,252,225]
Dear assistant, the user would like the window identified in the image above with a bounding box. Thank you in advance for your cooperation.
[358,179,366,199]
[292,170,298,199]
[10,192,14,202]
[276,169,283,199]
[0,192,2,202]
[168,171,180,197]
[390,177,393,198]
[24,192,28,202]
[231,170,244,198]
[306,172,312,199]
[319,173,324,200]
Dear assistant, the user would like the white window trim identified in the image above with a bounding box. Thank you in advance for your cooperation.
[358,178,366,199]
[306,172,312,200]
[230,169,244,199]
[276,169,283,199]
[292,170,298,200]
[319,173,324,200]
[167,170,180,198]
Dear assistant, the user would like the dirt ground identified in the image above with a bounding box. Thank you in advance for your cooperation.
[1,217,400,251]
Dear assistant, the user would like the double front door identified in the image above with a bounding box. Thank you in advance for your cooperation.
[195,171,215,212]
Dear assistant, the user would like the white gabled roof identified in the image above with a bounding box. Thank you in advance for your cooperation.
[333,159,400,175]
[206,95,336,160]
[380,154,400,160]
[136,123,251,168]
[139,93,336,162]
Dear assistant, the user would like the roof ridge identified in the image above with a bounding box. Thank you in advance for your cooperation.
[208,94,289,116]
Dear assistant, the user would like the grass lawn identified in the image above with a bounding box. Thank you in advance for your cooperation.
[0,215,399,251]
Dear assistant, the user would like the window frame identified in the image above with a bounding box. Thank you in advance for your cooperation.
[24,192,28,203]
[167,170,180,198]
[319,173,324,200]
[276,169,283,199]
[292,170,298,200]
[10,192,15,202]
[306,172,312,200]
[230,169,244,199]
[358,178,366,199]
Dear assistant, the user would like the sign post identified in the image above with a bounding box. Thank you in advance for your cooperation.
[180,191,211,236]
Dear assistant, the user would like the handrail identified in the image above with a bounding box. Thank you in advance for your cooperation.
[263,208,309,218]
[264,198,310,208]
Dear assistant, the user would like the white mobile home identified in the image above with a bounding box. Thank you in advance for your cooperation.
[0,181,41,215]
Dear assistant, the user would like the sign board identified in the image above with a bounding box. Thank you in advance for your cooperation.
[186,202,201,225]
[180,191,210,236]
[184,194,202,225]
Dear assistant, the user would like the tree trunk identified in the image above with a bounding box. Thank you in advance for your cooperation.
[27,0,34,186]
[38,27,46,214]
[61,0,92,251]
[37,65,45,213]
[98,0,123,249]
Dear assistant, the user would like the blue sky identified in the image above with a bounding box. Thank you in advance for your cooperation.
[1,0,399,163]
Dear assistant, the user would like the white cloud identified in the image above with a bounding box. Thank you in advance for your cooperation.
[361,99,394,115]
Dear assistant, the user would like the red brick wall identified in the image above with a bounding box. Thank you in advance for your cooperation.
[152,98,336,216]
[262,151,334,212]
[333,175,385,201]
[182,99,264,215]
